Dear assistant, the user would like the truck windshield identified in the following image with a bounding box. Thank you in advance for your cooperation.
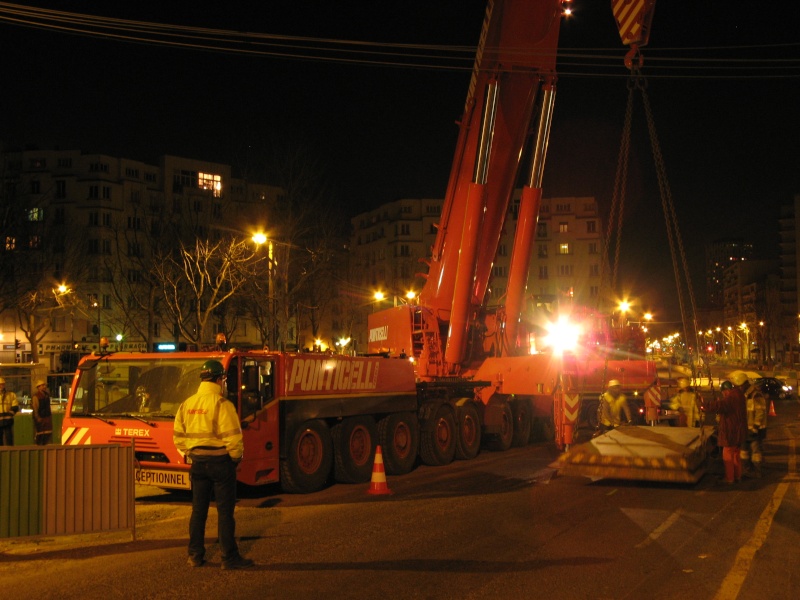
[69,357,204,418]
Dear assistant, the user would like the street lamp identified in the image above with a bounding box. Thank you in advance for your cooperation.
[739,322,750,361]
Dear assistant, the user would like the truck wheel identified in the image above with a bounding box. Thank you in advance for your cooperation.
[511,399,532,447]
[378,412,419,475]
[332,416,377,483]
[582,399,599,430]
[485,401,514,451]
[280,419,332,494]
[455,403,481,460]
[530,416,555,443]
[420,404,457,466]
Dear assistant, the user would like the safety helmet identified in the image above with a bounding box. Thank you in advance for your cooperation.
[677,378,690,389]
[200,359,225,381]
[607,379,621,388]
[35,379,47,388]
[721,380,733,390]
[729,370,749,387]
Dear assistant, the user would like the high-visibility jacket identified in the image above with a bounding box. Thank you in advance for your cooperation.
[743,384,767,433]
[0,390,20,426]
[599,391,631,427]
[173,381,243,460]
[669,390,701,427]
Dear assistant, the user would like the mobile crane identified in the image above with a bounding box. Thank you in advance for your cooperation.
[367,0,658,456]
[63,0,684,494]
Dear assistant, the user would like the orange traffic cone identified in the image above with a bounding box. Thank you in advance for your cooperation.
[769,401,777,417]
[366,445,393,496]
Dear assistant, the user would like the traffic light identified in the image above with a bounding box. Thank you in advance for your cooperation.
[14,339,19,349]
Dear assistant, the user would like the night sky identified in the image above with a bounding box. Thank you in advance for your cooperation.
[2,1,798,326]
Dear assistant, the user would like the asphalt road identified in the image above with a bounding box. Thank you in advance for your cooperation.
[2,399,798,600]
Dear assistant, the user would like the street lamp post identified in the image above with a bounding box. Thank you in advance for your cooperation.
[252,232,277,350]
[92,300,101,345]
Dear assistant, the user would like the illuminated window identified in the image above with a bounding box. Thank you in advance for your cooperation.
[559,222,568,233]
[558,243,570,255]
[5,236,16,251]
[198,172,222,198]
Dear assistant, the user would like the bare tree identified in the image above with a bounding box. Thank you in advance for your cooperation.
[153,238,268,347]
[237,138,348,349]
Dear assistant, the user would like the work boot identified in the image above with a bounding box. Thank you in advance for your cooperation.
[187,555,205,567]
[221,555,254,570]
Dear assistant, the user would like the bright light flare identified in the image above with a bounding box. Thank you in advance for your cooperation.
[542,316,581,355]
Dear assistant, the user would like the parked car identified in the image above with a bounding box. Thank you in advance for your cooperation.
[754,377,793,400]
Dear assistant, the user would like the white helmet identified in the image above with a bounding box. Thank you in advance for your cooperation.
[729,370,749,387]
[677,378,690,389]
[607,379,621,388]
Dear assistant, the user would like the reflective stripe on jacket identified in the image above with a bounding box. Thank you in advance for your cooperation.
[173,381,243,460]
[744,385,767,432]
[669,390,701,426]
[599,391,630,427]
[0,390,19,423]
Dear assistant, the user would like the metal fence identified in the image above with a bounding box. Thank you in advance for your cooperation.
[0,444,135,539]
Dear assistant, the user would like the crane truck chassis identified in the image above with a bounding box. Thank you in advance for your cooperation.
[62,350,511,493]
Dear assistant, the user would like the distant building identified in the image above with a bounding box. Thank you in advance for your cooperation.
[0,147,283,368]
[525,195,603,308]
[722,259,780,362]
[778,195,800,364]
[705,238,754,309]
[348,194,604,350]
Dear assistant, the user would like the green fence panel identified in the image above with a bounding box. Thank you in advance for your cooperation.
[11,411,64,446]
[0,448,43,538]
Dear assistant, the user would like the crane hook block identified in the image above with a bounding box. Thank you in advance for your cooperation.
[611,0,657,47]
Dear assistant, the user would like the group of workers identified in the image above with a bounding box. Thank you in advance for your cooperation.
[599,370,768,483]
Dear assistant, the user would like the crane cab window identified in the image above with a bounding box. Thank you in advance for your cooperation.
[241,359,274,421]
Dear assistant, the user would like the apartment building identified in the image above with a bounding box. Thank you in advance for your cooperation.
[348,194,604,350]
[0,147,283,370]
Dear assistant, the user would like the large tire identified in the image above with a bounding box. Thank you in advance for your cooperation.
[378,412,419,475]
[455,403,481,460]
[485,401,514,451]
[582,399,600,430]
[529,416,555,443]
[511,398,532,447]
[280,419,333,494]
[332,416,377,483]
[420,404,457,466]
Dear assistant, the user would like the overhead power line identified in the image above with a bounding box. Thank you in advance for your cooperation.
[1,2,799,79]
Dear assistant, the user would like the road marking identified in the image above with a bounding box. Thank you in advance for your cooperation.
[712,430,796,600]
[635,508,682,549]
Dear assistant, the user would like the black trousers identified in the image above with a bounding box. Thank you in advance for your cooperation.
[0,423,13,446]
[188,455,240,562]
